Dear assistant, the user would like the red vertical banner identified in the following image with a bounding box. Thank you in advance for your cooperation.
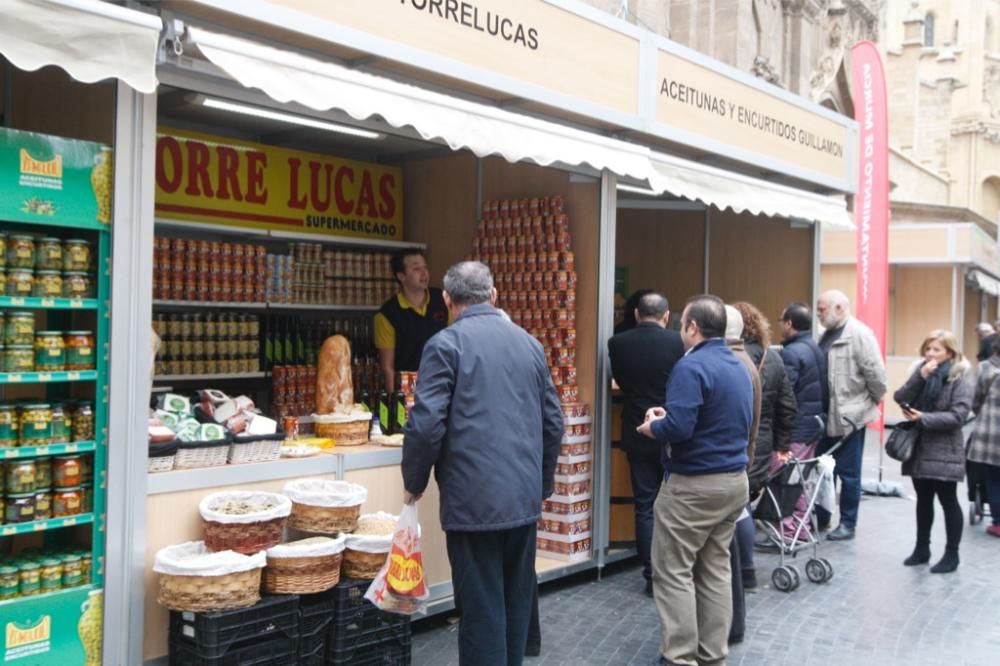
[851,41,889,431]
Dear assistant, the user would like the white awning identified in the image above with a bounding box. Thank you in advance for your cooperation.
[646,151,854,229]
[0,0,161,93]
[184,26,852,229]
[186,27,653,182]
[969,269,1000,297]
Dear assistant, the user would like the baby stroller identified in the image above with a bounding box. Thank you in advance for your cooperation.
[967,459,992,525]
[752,433,851,592]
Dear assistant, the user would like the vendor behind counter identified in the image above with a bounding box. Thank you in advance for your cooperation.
[374,249,448,392]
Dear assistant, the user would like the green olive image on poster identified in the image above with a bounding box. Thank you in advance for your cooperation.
[0,586,98,663]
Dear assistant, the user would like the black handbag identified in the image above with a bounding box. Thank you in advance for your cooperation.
[886,422,919,462]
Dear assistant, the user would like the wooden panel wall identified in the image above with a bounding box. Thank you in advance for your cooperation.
[8,65,114,143]
[614,208,705,318]
[480,157,601,409]
[708,211,814,326]
[400,151,479,282]
[892,266,953,358]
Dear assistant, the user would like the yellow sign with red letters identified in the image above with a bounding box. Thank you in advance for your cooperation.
[154,128,404,241]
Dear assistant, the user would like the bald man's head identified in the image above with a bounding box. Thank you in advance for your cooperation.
[816,290,850,329]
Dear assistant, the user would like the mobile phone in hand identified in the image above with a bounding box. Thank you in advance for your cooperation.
[900,402,914,413]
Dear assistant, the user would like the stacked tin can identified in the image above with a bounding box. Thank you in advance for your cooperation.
[265,254,295,304]
[153,238,267,303]
[469,195,591,562]
[271,365,317,420]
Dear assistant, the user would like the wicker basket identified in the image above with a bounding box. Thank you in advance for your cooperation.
[264,552,343,594]
[313,413,371,446]
[228,434,284,465]
[200,492,292,555]
[158,568,262,612]
[148,455,175,473]
[288,502,361,534]
[153,541,266,613]
[341,549,387,580]
[174,438,231,469]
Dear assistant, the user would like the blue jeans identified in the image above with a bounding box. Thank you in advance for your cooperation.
[815,429,866,529]
[626,443,665,582]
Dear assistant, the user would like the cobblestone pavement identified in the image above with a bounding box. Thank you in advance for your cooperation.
[411,433,1000,665]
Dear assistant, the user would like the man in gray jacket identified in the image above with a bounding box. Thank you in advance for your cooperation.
[815,290,888,540]
[402,261,564,666]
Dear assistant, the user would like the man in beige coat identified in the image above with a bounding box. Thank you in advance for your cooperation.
[815,290,888,540]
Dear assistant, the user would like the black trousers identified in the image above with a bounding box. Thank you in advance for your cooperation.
[446,524,537,666]
[913,478,963,549]
[728,535,745,643]
[626,442,665,582]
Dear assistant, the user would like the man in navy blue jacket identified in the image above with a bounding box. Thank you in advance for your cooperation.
[402,261,564,666]
[638,295,752,666]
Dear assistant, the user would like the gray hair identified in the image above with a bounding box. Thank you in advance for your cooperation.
[443,261,494,306]
[637,292,669,320]
[977,322,994,335]
[822,289,851,312]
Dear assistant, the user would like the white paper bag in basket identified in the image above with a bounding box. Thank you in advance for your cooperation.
[364,503,429,616]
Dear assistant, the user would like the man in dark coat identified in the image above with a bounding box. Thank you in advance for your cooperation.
[402,261,564,666]
[608,291,684,595]
[976,322,996,363]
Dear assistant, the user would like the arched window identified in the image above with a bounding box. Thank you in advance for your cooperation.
[924,13,936,46]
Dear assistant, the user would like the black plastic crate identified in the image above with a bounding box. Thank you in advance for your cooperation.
[326,630,412,666]
[168,635,298,666]
[169,595,299,659]
[298,589,339,636]
[298,608,334,663]
[329,621,411,662]
[332,603,409,638]
[329,577,374,616]
[297,638,326,666]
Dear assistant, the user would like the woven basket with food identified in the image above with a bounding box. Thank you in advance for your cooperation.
[263,534,347,594]
[199,491,292,554]
[153,541,266,612]
[311,409,371,447]
[283,479,368,534]
[343,512,401,579]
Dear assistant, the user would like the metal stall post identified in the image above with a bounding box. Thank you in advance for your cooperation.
[103,82,158,666]
[594,170,617,572]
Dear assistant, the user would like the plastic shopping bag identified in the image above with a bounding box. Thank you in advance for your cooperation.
[815,454,837,514]
[364,502,429,615]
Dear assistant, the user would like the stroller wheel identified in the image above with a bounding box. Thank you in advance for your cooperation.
[820,558,834,581]
[806,559,828,583]
[788,565,801,591]
[772,565,799,592]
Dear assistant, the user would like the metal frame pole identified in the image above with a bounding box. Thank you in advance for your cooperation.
[103,81,157,666]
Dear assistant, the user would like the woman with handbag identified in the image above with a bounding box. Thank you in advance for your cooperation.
[893,330,973,573]
[967,335,1000,538]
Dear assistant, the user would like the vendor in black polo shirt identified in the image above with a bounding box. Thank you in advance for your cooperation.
[374,249,449,392]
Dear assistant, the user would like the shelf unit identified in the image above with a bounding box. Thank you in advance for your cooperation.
[156,217,426,250]
[0,129,111,664]
[153,372,268,383]
[151,300,379,313]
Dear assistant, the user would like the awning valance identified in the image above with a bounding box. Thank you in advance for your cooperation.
[646,151,853,229]
[184,26,852,229]
[0,0,161,93]
[186,27,653,183]
[969,269,1000,297]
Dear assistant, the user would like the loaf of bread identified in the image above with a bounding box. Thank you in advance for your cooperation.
[316,335,354,414]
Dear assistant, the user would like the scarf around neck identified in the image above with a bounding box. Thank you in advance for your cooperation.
[913,360,952,412]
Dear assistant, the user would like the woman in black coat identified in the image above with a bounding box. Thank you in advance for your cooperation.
[893,330,973,574]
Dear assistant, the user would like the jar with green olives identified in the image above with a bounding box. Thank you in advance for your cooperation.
[6,460,36,494]
[35,457,52,489]
[39,558,62,592]
[6,235,35,269]
[0,404,17,448]
[0,566,18,600]
[71,402,94,442]
[62,240,91,272]
[4,346,34,373]
[18,562,41,596]
[5,268,34,297]
[61,555,83,588]
[4,312,34,346]
[34,331,65,371]
[34,238,63,270]
[49,404,69,444]
[62,272,92,298]
[34,488,52,520]
[19,404,52,446]
[32,270,62,298]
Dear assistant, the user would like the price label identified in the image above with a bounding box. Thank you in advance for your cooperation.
[70,299,84,308]
[9,298,24,306]
[35,447,49,455]
[33,521,46,531]
[63,518,77,527]
[6,374,21,383]
[41,298,55,307]
[38,373,52,382]
[3,450,17,459]
[2,527,15,536]
[66,444,78,452]
[68,372,81,381]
